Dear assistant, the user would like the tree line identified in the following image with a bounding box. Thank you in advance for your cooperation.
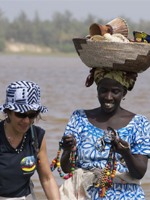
[0,8,150,53]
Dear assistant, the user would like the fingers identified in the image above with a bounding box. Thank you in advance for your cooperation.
[118,138,130,149]
[62,135,75,145]
[111,137,130,154]
[62,135,76,151]
[111,131,119,142]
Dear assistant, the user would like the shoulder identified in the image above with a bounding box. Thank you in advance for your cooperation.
[84,107,100,118]
[122,109,148,122]
[72,109,84,114]
[71,109,86,117]
[131,114,150,125]
[32,125,45,146]
[0,120,5,132]
[133,114,149,121]
[67,110,87,127]
[33,125,45,135]
[121,108,135,117]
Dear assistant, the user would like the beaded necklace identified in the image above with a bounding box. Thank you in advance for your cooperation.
[51,127,117,197]
[93,126,118,197]
[15,133,27,154]
[4,121,27,154]
[93,145,117,198]
[50,142,76,179]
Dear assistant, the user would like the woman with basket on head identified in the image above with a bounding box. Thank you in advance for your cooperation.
[59,67,150,200]
[0,80,60,200]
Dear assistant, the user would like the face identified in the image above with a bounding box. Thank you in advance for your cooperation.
[97,78,126,114]
[7,110,39,134]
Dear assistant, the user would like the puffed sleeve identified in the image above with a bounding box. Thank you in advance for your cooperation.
[61,110,83,149]
[130,115,150,158]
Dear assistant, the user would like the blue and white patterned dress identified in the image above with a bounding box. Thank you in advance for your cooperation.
[63,109,150,200]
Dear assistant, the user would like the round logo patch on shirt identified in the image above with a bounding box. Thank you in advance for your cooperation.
[21,156,36,172]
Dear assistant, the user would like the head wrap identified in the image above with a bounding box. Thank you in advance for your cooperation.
[85,68,138,91]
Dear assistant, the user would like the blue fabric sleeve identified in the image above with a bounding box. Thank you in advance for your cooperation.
[60,110,82,150]
[130,115,150,158]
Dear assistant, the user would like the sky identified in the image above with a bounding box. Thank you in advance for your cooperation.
[0,0,150,23]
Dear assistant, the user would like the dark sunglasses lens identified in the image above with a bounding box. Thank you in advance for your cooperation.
[28,113,38,119]
[14,112,26,118]
[14,112,38,119]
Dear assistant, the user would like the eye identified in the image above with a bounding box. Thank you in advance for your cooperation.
[99,88,107,93]
[112,89,121,94]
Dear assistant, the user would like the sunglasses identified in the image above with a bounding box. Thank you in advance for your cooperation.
[14,112,39,119]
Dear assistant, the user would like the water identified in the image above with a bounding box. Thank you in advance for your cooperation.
[0,55,150,199]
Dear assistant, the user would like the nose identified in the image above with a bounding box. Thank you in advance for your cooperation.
[22,116,31,123]
[105,92,113,100]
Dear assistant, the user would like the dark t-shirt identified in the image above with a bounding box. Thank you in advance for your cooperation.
[0,120,45,197]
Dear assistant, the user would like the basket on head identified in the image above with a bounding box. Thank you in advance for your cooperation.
[89,18,129,38]
[72,38,150,73]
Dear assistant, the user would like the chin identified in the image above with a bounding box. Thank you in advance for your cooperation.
[102,106,116,114]
[104,110,114,114]
[18,125,30,133]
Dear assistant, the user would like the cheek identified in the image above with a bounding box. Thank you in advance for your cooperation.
[114,97,122,105]
[11,118,21,126]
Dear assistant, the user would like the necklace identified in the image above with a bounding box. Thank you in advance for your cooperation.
[4,121,27,154]
[93,145,117,197]
[15,133,27,153]
[94,126,117,197]
[50,142,76,179]
[94,127,116,152]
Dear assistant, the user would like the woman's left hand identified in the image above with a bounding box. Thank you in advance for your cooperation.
[110,129,148,180]
[111,132,130,154]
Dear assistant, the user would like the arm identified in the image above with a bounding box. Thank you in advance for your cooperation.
[37,136,60,200]
[121,148,148,179]
[113,138,148,179]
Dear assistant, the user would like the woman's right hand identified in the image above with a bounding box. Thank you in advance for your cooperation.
[62,135,76,152]
[61,135,76,173]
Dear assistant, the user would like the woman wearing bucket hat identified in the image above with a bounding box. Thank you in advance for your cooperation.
[0,80,60,200]
[59,68,150,200]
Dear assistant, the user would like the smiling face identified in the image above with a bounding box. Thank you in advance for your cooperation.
[97,78,127,114]
[7,110,37,134]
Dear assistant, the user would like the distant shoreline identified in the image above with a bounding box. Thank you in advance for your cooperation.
[2,41,77,57]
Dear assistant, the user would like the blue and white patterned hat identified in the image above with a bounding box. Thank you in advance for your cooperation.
[0,80,48,113]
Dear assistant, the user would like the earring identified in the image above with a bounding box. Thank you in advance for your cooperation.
[122,97,125,100]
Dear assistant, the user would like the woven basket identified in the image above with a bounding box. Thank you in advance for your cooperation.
[72,38,150,73]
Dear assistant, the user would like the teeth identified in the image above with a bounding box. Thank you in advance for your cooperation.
[105,103,113,108]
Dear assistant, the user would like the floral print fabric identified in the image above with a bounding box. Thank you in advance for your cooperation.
[63,109,150,200]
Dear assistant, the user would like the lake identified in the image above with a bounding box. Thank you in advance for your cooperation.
[0,55,149,199]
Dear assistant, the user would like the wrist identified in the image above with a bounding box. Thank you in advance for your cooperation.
[121,148,131,157]
[119,142,130,149]
[64,149,73,153]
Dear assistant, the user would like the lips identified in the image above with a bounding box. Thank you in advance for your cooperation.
[105,103,114,109]
[19,124,30,131]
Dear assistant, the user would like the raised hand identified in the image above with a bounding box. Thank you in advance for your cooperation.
[62,135,76,151]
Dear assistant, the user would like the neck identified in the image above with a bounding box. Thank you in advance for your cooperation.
[4,120,26,148]
[99,106,123,119]
[4,120,25,137]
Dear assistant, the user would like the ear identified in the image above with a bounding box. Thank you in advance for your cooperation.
[5,109,10,115]
[5,109,12,123]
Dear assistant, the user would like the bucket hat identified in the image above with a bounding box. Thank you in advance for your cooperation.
[0,80,48,113]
